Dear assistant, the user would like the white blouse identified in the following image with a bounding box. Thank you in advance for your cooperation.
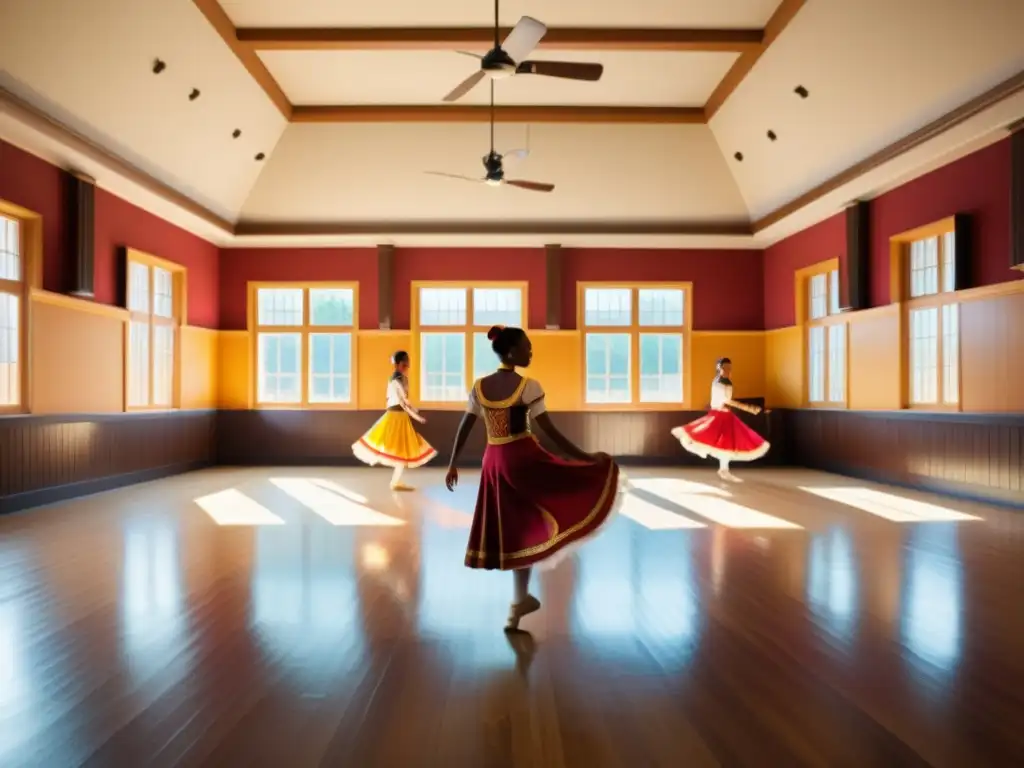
[710,378,733,410]
[466,378,547,417]
[385,377,408,408]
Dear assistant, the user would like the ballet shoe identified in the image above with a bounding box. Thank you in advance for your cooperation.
[717,469,742,483]
[505,594,541,631]
[390,482,415,492]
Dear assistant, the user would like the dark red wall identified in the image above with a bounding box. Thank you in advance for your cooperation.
[763,137,1019,329]
[0,140,220,328]
[219,248,378,330]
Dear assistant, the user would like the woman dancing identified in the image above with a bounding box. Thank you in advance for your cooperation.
[445,326,623,630]
[353,350,437,491]
[671,357,768,483]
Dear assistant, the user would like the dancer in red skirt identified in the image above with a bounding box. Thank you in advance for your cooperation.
[671,357,768,483]
[445,326,623,630]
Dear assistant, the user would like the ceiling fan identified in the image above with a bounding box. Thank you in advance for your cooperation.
[442,0,604,102]
[425,82,555,193]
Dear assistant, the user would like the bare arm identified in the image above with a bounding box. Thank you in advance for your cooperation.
[534,412,596,462]
[396,386,425,423]
[446,412,478,469]
[725,399,761,414]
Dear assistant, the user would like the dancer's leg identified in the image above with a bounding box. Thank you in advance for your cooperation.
[507,566,540,630]
[718,457,741,483]
[513,567,532,603]
[391,465,414,490]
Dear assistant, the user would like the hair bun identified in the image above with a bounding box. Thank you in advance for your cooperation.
[487,325,504,341]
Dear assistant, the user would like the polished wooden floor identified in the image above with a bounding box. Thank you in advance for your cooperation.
[1,466,1022,767]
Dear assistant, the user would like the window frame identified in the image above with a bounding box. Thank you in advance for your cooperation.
[124,249,187,411]
[0,200,43,415]
[889,217,961,411]
[247,281,360,410]
[577,282,693,411]
[410,280,529,409]
[795,259,848,409]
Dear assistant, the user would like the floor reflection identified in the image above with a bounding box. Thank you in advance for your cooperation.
[902,524,964,672]
[807,527,858,643]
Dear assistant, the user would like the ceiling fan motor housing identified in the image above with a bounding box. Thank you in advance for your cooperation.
[482,48,517,77]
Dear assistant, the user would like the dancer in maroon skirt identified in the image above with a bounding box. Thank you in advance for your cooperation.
[671,357,768,483]
[445,325,623,630]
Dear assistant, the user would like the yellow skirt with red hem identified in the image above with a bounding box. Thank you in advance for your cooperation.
[464,435,624,572]
[352,410,437,469]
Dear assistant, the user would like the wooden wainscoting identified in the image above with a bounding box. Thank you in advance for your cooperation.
[215,406,783,466]
[782,409,1024,507]
[0,411,216,514]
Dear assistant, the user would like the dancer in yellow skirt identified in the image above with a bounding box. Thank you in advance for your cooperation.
[353,351,437,490]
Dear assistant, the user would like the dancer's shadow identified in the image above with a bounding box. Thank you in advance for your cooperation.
[504,629,536,679]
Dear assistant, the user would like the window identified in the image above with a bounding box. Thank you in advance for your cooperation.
[251,284,357,407]
[126,251,185,409]
[892,218,960,408]
[800,261,846,406]
[580,284,690,406]
[412,283,526,404]
[0,214,22,409]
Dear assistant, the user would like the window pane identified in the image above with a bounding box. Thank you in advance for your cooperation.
[585,333,631,403]
[942,304,959,404]
[0,216,20,282]
[638,289,684,326]
[153,325,174,406]
[472,288,522,327]
[909,307,938,404]
[128,320,150,406]
[419,288,467,326]
[257,288,303,326]
[584,288,631,326]
[829,269,840,315]
[639,333,683,403]
[472,331,498,381]
[128,261,150,313]
[910,238,939,298]
[828,324,845,403]
[808,326,825,402]
[153,267,173,318]
[310,288,354,326]
[0,292,19,406]
[258,332,302,403]
[809,274,827,320]
[309,333,352,403]
[420,332,465,401]
[942,231,956,294]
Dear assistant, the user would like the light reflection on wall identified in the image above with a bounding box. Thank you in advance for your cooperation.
[901,525,964,672]
[121,520,185,678]
[807,528,858,643]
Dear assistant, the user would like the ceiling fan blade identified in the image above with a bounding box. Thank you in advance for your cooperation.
[516,61,604,81]
[453,50,483,59]
[501,148,529,162]
[443,70,487,102]
[505,179,555,192]
[501,16,547,63]
[425,171,484,183]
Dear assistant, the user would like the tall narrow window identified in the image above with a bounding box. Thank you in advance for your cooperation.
[581,284,690,406]
[802,263,846,406]
[126,251,184,409]
[252,284,357,407]
[0,214,22,408]
[412,283,525,404]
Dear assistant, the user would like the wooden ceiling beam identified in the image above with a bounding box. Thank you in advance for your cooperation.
[236,27,763,53]
[291,105,705,124]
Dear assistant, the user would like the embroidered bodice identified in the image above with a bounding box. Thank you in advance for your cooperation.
[466,376,547,444]
[386,373,408,408]
[710,376,733,410]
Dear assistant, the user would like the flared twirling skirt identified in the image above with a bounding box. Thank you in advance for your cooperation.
[352,410,437,469]
[465,435,624,571]
[671,409,769,462]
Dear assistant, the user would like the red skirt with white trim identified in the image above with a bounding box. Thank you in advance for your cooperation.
[671,409,769,462]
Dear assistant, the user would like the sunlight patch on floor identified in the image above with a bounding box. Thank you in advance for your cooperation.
[620,493,706,530]
[671,494,802,529]
[629,477,730,498]
[270,478,405,526]
[194,489,285,526]
[799,486,982,523]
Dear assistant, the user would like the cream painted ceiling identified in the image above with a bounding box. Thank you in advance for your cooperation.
[1,0,1023,245]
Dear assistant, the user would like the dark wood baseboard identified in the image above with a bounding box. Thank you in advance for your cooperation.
[0,410,216,515]
[780,408,1024,508]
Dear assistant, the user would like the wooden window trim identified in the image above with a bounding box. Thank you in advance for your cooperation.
[410,280,529,410]
[0,199,43,416]
[577,282,693,411]
[248,281,360,410]
[125,249,186,411]
[888,218,962,411]
[795,258,848,409]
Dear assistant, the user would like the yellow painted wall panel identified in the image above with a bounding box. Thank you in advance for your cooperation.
[691,332,765,406]
[526,331,583,411]
[357,331,411,410]
[180,326,218,409]
[217,331,250,410]
[765,326,803,408]
[848,307,901,410]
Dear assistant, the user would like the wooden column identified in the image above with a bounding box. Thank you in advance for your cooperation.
[67,171,96,298]
[377,244,394,329]
[1011,124,1024,270]
[544,243,562,329]
[952,213,973,290]
[842,200,869,311]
